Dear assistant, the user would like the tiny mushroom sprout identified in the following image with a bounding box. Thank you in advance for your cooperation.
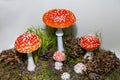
[74,63,87,74]
[80,34,100,59]
[53,51,66,70]
[42,9,76,52]
[14,33,41,71]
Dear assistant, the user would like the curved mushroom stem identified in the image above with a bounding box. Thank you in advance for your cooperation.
[27,53,36,71]
[56,29,64,51]
[84,51,93,60]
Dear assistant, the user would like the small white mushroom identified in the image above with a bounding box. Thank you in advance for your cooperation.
[61,72,70,80]
[74,63,87,74]
[54,61,63,70]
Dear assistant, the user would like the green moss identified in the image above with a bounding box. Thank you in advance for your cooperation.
[17,61,59,80]
[0,62,21,80]
[39,61,59,80]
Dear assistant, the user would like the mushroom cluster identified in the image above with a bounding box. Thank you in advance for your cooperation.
[43,9,76,71]
[14,33,41,71]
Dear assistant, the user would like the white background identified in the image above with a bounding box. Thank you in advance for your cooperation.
[0,0,120,57]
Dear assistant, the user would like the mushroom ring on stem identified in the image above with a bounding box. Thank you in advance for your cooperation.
[42,9,76,51]
[14,33,41,71]
[80,34,100,59]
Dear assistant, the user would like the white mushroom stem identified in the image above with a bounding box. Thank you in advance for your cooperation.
[55,29,65,70]
[27,53,36,71]
[56,28,64,51]
[84,51,93,60]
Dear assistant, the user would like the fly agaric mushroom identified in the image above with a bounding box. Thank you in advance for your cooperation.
[42,9,76,52]
[53,51,66,70]
[80,34,100,59]
[14,33,41,71]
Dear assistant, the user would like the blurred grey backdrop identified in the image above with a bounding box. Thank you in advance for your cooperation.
[0,0,120,57]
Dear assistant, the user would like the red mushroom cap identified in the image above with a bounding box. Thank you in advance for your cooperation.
[42,9,76,28]
[14,33,41,53]
[80,34,100,51]
[53,51,66,62]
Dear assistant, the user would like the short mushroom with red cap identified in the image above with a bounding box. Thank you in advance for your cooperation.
[42,9,76,52]
[14,33,41,71]
[80,34,100,59]
[53,51,66,70]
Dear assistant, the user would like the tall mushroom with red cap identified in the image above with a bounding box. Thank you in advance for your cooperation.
[14,33,41,71]
[42,9,76,52]
[80,34,100,59]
